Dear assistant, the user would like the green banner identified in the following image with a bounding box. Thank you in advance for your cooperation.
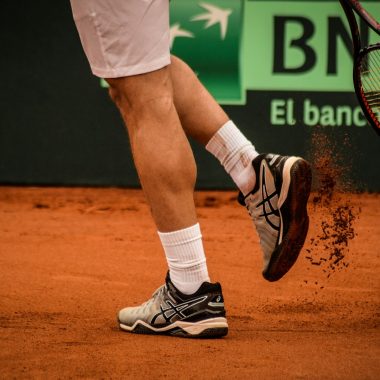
[1,0,379,191]
[170,0,243,104]
[169,0,380,103]
[244,0,379,92]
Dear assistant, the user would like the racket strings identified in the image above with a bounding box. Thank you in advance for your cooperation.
[359,48,380,122]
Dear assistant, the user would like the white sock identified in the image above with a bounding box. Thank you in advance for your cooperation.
[158,223,210,295]
[206,120,259,196]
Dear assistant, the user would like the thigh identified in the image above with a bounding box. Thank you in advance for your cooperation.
[70,0,170,78]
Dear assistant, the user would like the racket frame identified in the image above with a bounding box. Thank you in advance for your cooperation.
[345,0,380,35]
[339,0,380,135]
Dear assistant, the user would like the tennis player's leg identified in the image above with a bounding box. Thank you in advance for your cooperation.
[107,71,197,233]
[170,55,312,282]
[107,70,227,338]
[70,0,228,337]
[169,56,257,195]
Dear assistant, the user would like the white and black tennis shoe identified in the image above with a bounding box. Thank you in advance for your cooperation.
[239,154,312,282]
[118,273,228,338]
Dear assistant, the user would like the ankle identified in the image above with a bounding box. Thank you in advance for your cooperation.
[158,223,210,295]
[206,120,259,195]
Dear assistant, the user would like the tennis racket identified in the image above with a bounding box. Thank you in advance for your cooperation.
[339,0,380,136]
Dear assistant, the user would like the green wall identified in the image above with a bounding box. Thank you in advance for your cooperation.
[0,0,379,190]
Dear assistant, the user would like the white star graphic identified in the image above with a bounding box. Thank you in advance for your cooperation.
[191,2,232,40]
[169,23,194,49]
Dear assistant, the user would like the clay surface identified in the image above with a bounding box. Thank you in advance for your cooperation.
[0,187,379,379]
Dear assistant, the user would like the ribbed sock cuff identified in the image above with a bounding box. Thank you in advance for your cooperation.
[206,120,258,195]
[158,223,210,294]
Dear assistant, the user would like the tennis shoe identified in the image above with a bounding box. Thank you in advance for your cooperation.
[239,154,312,281]
[118,273,228,338]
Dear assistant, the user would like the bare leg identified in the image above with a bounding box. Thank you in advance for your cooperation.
[169,55,229,145]
[169,55,258,196]
[107,67,197,232]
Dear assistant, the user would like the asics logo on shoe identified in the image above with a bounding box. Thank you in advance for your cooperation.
[151,295,208,324]
[256,161,280,231]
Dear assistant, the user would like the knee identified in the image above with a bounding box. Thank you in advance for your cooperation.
[106,78,125,109]
[105,71,174,115]
[170,55,193,75]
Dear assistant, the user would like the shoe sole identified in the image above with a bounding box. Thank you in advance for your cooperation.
[263,158,312,282]
[119,317,228,339]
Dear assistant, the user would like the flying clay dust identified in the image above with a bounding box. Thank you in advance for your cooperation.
[304,129,360,281]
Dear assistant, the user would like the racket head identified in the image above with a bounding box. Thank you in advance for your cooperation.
[354,43,380,135]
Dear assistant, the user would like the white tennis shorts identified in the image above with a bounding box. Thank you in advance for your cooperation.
[70,0,171,78]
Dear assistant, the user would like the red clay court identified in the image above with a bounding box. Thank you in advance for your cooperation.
[0,187,379,379]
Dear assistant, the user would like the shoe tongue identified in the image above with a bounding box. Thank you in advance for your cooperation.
[165,271,171,286]
[237,191,246,206]
[165,271,177,292]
